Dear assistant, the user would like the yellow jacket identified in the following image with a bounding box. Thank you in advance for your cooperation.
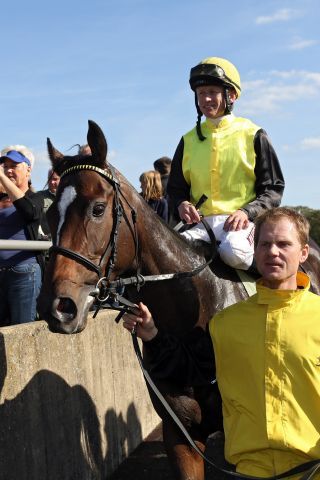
[209,272,320,477]
[182,116,259,216]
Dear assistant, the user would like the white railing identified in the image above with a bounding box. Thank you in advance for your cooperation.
[0,240,52,251]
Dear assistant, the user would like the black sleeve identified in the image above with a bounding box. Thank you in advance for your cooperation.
[240,129,285,221]
[143,326,216,387]
[13,192,44,222]
[167,137,191,209]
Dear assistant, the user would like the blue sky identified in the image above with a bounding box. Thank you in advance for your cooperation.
[0,0,319,208]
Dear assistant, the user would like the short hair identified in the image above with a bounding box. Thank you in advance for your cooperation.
[254,207,310,248]
[139,170,163,201]
[153,157,172,175]
[1,145,35,169]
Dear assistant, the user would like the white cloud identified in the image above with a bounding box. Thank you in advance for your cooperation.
[239,69,320,115]
[255,8,300,25]
[300,137,320,150]
[288,37,317,50]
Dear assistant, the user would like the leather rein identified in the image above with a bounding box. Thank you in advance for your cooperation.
[48,163,320,480]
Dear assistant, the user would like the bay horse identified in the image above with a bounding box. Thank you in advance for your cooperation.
[38,120,320,480]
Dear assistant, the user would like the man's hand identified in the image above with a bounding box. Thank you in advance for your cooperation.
[224,210,249,231]
[178,201,201,224]
[122,302,158,342]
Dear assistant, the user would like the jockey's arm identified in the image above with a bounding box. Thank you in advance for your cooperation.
[240,129,285,221]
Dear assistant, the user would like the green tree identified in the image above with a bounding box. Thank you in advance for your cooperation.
[289,206,320,246]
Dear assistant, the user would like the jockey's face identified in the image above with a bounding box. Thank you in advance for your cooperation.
[196,85,236,119]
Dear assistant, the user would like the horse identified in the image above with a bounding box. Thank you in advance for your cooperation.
[38,120,320,480]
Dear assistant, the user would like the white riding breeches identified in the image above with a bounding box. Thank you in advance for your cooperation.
[180,214,254,270]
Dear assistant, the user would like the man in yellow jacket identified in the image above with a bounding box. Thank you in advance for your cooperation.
[122,207,320,477]
[168,57,285,270]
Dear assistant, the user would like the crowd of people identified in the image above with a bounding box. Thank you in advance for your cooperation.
[1,54,319,478]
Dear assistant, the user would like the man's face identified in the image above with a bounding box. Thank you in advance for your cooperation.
[196,85,236,119]
[2,159,30,190]
[254,218,309,290]
[48,172,60,194]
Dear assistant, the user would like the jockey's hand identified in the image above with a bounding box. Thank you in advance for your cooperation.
[178,201,201,224]
[224,210,249,232]
[122,302,158,342]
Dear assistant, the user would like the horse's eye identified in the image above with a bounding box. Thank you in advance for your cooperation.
[92,203,106,217]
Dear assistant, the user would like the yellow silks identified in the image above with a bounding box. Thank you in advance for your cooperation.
[182,116,260,216]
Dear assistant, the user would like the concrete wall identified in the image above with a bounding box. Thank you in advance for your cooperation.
[0,312,160,480]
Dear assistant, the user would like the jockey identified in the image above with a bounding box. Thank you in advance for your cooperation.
[167,56,285,270]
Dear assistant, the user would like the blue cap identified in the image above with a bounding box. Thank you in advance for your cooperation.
[0,150,31,167]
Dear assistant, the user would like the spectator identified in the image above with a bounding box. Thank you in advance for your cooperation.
[139,170,168,223]
[167,56,284,270]
[122,207,320,477]
[153,156,172,196]
[78,144,91,156]
[0,147,44,326]
[154,156,179,228]
[34,168,60,239]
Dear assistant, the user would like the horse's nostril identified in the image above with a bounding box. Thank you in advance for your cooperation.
[56,298,77,318]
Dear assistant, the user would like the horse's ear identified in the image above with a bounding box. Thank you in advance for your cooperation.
[47,138,64,167]
[87,120,108,167]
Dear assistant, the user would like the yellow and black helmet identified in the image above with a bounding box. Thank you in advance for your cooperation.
[190,57,241,141]
[189,56,241,97]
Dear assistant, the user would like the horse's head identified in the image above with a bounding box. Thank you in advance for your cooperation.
[38,120,138,333]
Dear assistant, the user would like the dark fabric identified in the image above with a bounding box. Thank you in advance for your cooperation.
[167,129,285,220]
[12,191,45,274]
[160,174,169,196]
[143,326,215,387]
[240,129,285,221]
[147,197,169,223]
[0,205,37,266]
[32,189,55,236]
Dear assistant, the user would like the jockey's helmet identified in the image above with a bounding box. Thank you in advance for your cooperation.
[189,57,241,140]
[189,57,241,98]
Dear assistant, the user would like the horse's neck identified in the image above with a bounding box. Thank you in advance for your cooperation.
[137,212,204,274]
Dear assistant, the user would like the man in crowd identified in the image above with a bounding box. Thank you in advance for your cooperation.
[34,168,60,239]
[122,207,320,477]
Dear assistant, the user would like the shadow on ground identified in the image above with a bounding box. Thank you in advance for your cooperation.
[109,425,233,480]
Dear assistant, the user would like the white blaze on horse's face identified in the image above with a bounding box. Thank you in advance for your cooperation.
[56,185,77,244]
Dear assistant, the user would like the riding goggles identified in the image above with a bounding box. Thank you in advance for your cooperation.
[189,63,241,93]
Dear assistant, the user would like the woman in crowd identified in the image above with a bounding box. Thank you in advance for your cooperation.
[139,170,168,223]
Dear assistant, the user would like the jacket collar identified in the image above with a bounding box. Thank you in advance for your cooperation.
[204,113,235,131]
[256,272,310,306]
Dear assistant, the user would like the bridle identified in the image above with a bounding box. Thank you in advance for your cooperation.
[49,162,212,312]
[49,164,135,302]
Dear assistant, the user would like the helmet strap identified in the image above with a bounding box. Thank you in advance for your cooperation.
[224,87,234,115]
[194,93,206,141]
